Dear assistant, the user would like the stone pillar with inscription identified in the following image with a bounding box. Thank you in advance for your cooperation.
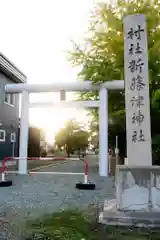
[99,15,160,227]
[117,13,160,213]
[114,14,155,212]
[124,14,152,166]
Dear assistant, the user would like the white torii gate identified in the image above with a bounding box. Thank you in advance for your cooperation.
[5,80,124,177]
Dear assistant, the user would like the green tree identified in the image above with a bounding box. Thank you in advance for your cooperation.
[68,0,160,162]
[88,120,99,150]
[54,119,89,157]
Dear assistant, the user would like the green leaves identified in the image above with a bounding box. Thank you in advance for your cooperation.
[54,120,89,156]
[68,0,160,131]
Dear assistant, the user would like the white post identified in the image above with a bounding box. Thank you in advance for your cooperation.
[19,91,29,174]
[115,135,119,165]
[84,174,88,184]
[99,87,108,177]
[1,172,5,181]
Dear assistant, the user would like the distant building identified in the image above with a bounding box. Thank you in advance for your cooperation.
[27,127,41,157]
[17,122,41,158]
[0,53,26,160]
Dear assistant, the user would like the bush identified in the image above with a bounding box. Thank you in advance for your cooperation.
[152,135,160,165]
[40,150,47,157]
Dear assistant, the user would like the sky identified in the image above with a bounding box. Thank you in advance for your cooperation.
[0,0,102,143]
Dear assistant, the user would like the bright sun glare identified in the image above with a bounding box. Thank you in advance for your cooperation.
[29,92,91,144]
[0,0,102,144]
[14,0,99,143]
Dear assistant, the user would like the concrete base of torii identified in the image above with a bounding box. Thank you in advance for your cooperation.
[99,165,160,228]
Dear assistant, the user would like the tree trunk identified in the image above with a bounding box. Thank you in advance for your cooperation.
[65,145,70,157]
[78,148,81,158]
[67,151,70,157]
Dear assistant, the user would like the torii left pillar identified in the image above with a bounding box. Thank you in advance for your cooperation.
[99,87,108,177]
[19,91,29,174]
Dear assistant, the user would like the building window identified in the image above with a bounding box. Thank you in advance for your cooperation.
[4,93,15,106]
[0,130,6,142]
[10,133,16,142]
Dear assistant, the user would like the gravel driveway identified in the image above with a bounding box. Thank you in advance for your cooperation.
[0,155,115,239]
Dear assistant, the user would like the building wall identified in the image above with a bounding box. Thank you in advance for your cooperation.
[0,126,19,160]
[0,72,40,160]
[0,72,19,160]
[0,73,19,125]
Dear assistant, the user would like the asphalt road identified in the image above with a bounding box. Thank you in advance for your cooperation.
[0,155,115,239]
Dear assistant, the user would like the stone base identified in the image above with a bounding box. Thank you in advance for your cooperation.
[99,165,160,227]
[116,165,160,211]
[99,199,160,228]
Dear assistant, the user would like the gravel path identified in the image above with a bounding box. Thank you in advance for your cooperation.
[0,155,115,239]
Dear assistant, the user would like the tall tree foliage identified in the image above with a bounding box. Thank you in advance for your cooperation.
[54,120,89,157]
[68,0,160,161]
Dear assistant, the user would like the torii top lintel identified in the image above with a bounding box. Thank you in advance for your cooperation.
[5,80,124,93]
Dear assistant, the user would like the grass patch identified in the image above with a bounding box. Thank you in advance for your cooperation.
[24,207,160,239]
[25,209,95,239]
